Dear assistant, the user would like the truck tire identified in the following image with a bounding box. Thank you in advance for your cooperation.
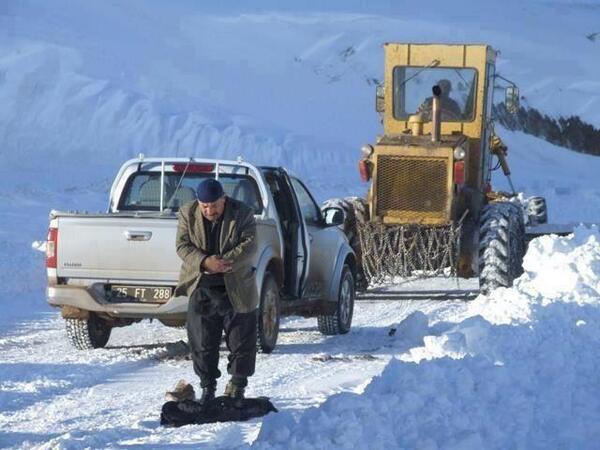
[479,202,525,295]
[526,196,548,225]
[317,264,355,335]
[321,197,369,291]
[257,272,280,354]
[65,314,112,350]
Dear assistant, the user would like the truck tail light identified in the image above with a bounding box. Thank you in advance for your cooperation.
[453,161,465,185]
[358,159,371,182]
[47,227,58,268]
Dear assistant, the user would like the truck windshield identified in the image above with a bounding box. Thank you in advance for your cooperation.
[392,66,477,122]
[118,172,263,213]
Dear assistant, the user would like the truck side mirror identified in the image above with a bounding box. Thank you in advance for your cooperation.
[322,207,345,227]
[375,84,385,113]
[505,86,520,114]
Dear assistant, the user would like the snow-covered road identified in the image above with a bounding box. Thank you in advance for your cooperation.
[0,279,474,449]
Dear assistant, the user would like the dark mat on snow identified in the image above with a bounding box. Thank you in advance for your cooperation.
[160,396,277,427]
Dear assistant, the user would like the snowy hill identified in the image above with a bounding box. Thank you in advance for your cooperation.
[1,1,599,448]
[3,0,600,171]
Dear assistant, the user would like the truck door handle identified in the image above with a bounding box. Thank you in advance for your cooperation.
[124,230,152,241]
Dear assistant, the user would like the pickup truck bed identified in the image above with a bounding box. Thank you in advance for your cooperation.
[49,211,279,319]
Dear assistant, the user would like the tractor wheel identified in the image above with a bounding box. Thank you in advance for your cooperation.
[525,196,548,225]
[478,202,525,295]
[257,272,280,354]
[65,313,112,350]
[321,196,369,291]
[317,265,355,335]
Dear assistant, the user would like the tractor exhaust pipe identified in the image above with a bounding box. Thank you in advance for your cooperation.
[431,85,442,142]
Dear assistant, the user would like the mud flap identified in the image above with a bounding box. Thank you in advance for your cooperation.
[160,396,277,427]
[61,305,90,320]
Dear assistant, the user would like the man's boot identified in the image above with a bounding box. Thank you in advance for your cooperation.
[198,384,216,405]
[176,383,216,414]
[224,379,245,406]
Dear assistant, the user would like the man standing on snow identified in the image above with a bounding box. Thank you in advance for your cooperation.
[174,178,258,405]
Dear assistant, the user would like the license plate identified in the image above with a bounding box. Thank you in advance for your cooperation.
[111,285,173,303]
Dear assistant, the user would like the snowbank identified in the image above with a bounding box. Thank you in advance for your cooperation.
[254,226,600,449]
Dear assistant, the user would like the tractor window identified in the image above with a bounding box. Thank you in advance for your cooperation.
[393,67,478,122]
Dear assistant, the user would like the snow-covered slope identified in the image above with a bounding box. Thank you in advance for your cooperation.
[1,1,600,448]
[2,0,600,169]
[493,130,600,224]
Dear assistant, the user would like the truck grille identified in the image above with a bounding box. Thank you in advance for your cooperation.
[376,155,449,219]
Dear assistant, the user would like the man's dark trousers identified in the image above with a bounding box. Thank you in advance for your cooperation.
[187,284,257,389]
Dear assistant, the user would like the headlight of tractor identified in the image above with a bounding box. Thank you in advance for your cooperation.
[453,145,466,160]
[361,144,374,158]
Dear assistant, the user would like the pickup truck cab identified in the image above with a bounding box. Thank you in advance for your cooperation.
[47,157,356,352]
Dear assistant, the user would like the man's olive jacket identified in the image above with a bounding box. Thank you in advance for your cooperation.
[174,197,258,313]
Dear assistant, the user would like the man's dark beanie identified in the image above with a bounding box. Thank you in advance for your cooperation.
[196,178,224,203]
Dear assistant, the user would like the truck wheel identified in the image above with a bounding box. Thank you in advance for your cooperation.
[321,197,369,291]
[317,265,355,335]
[65,314,112,350]
[526,196,548,225]
[479,202,525,295]
[257,272,280,354]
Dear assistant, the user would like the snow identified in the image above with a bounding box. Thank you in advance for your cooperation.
[255,226,600,449]
[1,0,600,448]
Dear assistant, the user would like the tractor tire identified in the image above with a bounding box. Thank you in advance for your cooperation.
[257,272,280,354]
[321,196,369,291]
[478,202,526,295]
[525,196,548,225]
[317,265,355,335]
[65,314,112,350]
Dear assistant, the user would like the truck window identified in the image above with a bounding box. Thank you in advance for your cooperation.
[118,172,263,213]
[290,178,322,226]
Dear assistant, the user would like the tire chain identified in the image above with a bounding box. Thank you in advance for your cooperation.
[321,197,369,289]
[357,219,464,286]
[322,197,467,287]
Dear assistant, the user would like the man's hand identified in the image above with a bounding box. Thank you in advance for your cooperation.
[202,255,233,274]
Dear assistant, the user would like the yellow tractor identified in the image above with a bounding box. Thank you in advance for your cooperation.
[323,43,547,293]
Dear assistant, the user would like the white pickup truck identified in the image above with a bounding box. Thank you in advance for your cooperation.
[46,157,357,352]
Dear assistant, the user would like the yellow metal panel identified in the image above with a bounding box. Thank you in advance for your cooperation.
[462,45,488,139]
[405,44,468,66]
[375,145,452,158]
[382,211,447,225]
